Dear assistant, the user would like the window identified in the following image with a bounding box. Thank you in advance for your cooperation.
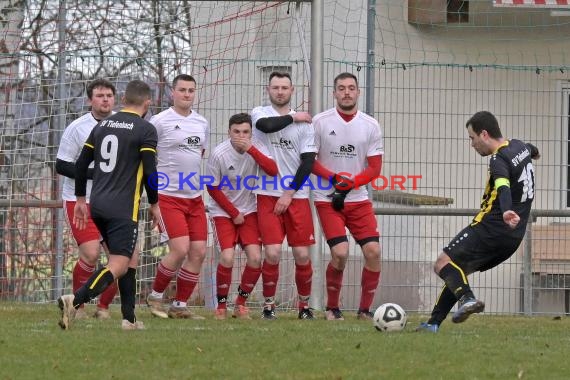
[408,0,469,25]
[447,0,469,24]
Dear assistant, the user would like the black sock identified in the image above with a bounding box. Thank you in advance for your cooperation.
[118,268,137,323]
[438,263,473,300]
[74,268,115,308]
[428,285,457,326]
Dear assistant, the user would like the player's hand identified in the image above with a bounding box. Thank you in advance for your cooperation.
[292,112,312,124]
[233,213,245,225]
[327,174,353,211]
[73,198,89,230]
[503,210,520,229]
[274,190,294,215]
[231,136,252,153]
[149,203,161,230]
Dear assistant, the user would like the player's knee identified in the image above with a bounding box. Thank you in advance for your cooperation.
[79,250,99,266]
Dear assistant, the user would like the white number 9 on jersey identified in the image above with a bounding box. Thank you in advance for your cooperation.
[100,134,118,172]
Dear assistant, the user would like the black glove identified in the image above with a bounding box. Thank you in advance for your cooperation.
[327,174,353,211]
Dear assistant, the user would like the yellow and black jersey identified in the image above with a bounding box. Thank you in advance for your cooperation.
[471,139,535,239]
[83,111,158,222]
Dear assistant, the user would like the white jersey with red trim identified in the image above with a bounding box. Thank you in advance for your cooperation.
[57,112,111,202]
[151,108,209,199]
[251,105,317,199]
[312,108,384,202]
[206,138,271,218]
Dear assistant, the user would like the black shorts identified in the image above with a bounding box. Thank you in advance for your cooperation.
[92,217,138,258]
[442,225,522,274]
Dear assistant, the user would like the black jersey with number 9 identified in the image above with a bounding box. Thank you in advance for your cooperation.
[83,111,158,222]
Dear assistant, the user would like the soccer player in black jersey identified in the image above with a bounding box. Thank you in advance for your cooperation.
[57,80,161,330]
[418,111,540,332]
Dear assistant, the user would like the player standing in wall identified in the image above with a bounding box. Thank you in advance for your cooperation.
[146,74,209,320]
[311,72,383,321]
[418,111,540,332]
[58,79,161,330]
[251,71,316,320]
[206,113,278,320]
[56,78,118,320]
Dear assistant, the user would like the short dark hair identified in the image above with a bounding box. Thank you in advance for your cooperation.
[333,72,358,89]
[123,80,151,106]
[268,71,292,84]
[228,112,252,129]
[466,111,502,139]
[86,78,116,99]
[172,74,196,88]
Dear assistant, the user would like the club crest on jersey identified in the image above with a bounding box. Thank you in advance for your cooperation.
[272,137,293,150]
[185,136,201,145]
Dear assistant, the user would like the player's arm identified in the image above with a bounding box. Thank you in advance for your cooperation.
[141,148,158,205]
[73,142,94,230]
[289,152,316,191]
[206,185,240,219]
[526,143,540,160]
[492,154,520,228]
[74,144,94,198]
[247,146,278,176]
[56,159,94,179]
[255,112,312,134]
[141,131,160,229]
[353,155,382,188]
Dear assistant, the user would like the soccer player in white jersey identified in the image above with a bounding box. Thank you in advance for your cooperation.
[56,78,118,320]
[311,72,384,321]
[146,74,209,320]
[206,113,278,320]
[251,71,317,320]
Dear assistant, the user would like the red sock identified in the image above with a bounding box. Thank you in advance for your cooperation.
[236,265,262,306]
[261,260,279,301]
[295,262,313,309]
[359,267,380,311]
[73,259,95,293]
[326,262,344,309]
[97,280,118,309]
[216,264,232,309]
[152,262,176,293]
[175,268,199,303]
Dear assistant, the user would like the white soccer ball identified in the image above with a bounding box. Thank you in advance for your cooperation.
[373,303,407,332]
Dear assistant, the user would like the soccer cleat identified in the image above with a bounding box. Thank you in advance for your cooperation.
[261,305,277,320]
[356,309,374,321]
[146,294,168,319]
[298,307,315,320]
[167,305,206,320]
[415,322,439,333]
[214,308,227,320]
[232,305,252,320]
[121,319,145,330]
[58,294,77,330]
[325,307,344,321]
[93,307,111,320]
[75,308,89,320]
[452,296,485,323]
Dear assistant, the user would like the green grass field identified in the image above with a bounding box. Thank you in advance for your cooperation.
[1,303,569,380]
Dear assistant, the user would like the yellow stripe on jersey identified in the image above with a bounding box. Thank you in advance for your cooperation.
[84,143,94,149]
[449,260,468,285]
[132,162,144,222]
[495,177,510,188]
[472,186,498,224]
[140,147,156,153]
[89,268,110,290]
